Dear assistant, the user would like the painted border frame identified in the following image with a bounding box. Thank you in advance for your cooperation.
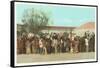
[10,1,98,67]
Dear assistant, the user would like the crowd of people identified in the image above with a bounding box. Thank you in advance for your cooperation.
[17,31,95,55]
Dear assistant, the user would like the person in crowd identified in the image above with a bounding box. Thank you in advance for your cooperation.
[85,37,89,52]
[25,39,31,54]
[74,36,79,53]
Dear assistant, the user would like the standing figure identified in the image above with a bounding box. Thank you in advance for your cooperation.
[31,38,35,54]
[69,35,75,53]
[74,37,79,53]
[85,38,89,52]
[46,37,52,54]
[52,38,58,53]
[17,37,22,54]
[39,38,44,54]
[60,38,64,53]
[25,39,31,54]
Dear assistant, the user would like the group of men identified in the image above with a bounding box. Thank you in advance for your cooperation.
[17,31,95,55]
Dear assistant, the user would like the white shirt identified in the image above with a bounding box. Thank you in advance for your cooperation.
[85,38,89,46]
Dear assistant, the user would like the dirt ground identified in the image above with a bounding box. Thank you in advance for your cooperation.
[17,52,95,63]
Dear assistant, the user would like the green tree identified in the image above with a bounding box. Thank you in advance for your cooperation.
[22,8,49,34]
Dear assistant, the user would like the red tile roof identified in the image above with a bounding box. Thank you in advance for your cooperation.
[77,22,95,29]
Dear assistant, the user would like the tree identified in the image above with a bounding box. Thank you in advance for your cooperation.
[22,8,49,34]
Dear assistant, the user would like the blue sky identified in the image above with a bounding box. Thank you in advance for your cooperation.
[15,2,96,27]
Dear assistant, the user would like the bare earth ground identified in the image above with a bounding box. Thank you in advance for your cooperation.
[17,52,95,63]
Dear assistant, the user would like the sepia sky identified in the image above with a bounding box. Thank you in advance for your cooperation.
[15,2,96,27]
